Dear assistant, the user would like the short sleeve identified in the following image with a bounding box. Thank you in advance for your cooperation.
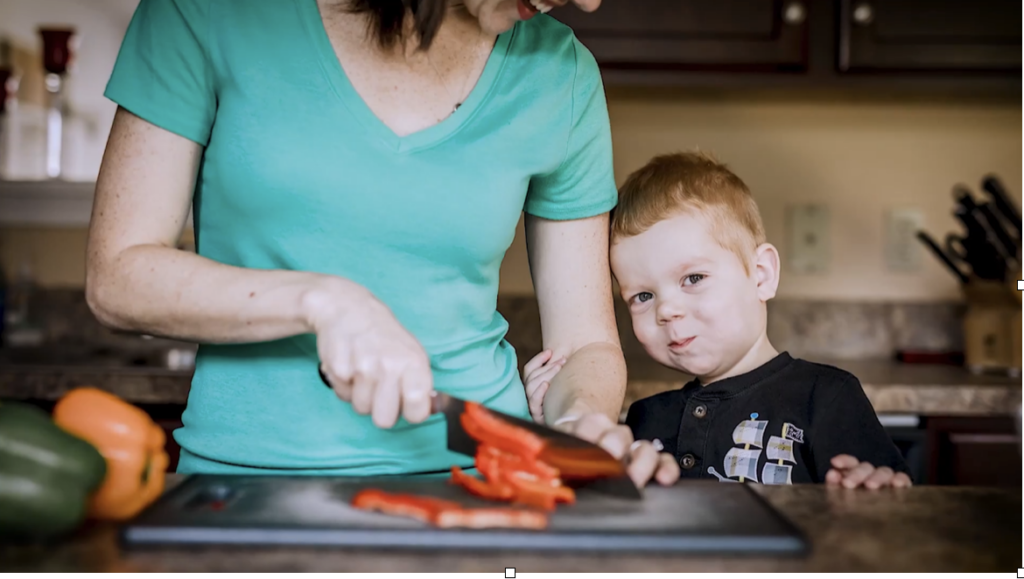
[105,0,217,146]
[524,38,617,221]
[809,377,911,482]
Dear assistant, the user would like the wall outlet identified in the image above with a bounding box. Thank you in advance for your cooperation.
[786,204,830,274]
[885,208,924,272]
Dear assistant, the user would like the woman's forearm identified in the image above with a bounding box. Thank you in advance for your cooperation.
[86,244,366,344]
[543,341,627,425]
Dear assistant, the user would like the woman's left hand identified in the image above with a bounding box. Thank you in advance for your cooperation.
[555,412,680,488]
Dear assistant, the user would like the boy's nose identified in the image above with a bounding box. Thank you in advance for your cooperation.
[656,299,686,324]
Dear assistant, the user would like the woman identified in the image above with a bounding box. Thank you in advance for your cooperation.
[87,0,679,487]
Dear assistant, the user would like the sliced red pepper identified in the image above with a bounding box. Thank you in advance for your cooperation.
[450,466,514,501]
[352,488,548,530]
[351,489,460,524]
[434,507,548,530]
[462,401,545,459]
[481,444,561,482]
[503,472,575,510]
[505,470,576,504]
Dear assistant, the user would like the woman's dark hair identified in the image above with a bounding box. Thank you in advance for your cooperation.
[346,0,450,51]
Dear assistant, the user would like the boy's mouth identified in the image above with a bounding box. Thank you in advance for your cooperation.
[668,336,695,351]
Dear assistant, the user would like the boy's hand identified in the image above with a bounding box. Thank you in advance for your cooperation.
[825,454,912,489]
[522,350,567,423]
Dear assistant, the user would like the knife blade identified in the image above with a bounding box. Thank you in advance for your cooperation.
[431,391,642,499]
[981,175,1022,239]
[318,369,642,499]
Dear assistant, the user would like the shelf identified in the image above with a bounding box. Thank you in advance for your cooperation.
[0,180,96,227]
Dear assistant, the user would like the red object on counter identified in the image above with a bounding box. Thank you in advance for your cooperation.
[895,351,965,366]
[38,28,75,74]
[451,402,576,512]
[350,488,547,530]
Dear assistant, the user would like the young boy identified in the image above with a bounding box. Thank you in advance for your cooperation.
[525,151,911,489]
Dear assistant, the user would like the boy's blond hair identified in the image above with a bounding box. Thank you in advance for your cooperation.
[611,151,767,275]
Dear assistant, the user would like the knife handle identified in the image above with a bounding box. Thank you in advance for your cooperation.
[916,231,969,285]
[982,176,1022,238]
[976,203,1019,265]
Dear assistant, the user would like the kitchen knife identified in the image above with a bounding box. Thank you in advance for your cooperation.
[916,231,969,284]
[981,175,1022,239]
[975,202,1019,266]
[318,369,642,499]
[944,230,1005,281]
[947,200,1008,280]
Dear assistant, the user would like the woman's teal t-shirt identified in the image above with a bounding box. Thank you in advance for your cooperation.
[105,0,617,475]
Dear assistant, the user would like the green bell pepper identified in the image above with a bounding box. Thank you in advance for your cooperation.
[0,401,107,540]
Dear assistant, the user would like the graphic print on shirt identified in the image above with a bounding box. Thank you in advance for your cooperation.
[709,413,767,483]
[708,416,806,485]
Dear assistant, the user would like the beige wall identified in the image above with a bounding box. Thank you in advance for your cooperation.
[4,97,1021,301]
[500,95,1022,301]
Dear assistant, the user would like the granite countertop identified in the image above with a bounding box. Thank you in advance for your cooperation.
[0,475,1019,573]
[1,353,1020,415]
[624,357,1023,416]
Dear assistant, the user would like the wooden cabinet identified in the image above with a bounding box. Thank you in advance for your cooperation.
[550,0,810,71]
[547,0,1020,96]
[927,416,1022,488]
[838,0,1022,72]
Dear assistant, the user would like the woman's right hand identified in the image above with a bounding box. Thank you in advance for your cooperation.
[305,282,433,429]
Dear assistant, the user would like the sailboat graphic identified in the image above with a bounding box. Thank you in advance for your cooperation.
[717,413,767,483]
[761,423,800,485]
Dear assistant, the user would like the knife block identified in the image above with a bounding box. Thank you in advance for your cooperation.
[962,280,1021,376]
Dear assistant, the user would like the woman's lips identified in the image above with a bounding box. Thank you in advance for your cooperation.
[517,0,555,19]
[668,337,695,351]
[517,0,539,19]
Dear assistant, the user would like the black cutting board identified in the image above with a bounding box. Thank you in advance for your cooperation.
[120,475,808,555]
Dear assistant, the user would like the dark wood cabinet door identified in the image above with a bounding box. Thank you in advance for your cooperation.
[928,416,1022,488]
[838,0,1022,72]
[549,0,810,71]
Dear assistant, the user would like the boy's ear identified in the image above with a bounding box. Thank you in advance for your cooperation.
[753,243,780,302]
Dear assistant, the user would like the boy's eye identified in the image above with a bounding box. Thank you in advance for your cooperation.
[633,292,654,304]
[683,274,706,286]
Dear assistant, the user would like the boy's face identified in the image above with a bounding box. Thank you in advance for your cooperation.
[610,211,777,381]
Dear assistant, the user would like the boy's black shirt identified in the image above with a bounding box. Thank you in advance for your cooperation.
[625,352,910,484]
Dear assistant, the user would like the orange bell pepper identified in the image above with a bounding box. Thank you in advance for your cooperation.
[52,387,169,521]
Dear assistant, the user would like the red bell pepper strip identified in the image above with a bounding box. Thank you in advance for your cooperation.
[351,489,461,525]
[434,507,548,530]
[480,444,561,482]
[450,466,514,501]
[351,488,548,530]
[462,401,545,459]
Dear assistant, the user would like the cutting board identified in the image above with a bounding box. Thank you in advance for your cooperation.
[120,475,807,555]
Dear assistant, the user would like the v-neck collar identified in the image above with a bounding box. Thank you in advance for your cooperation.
[297,0,513,154]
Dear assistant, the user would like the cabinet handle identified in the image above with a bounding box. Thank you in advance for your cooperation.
[783,2,806,25]
[852,3,874,25]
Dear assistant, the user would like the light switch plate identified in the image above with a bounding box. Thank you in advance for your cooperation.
[786,204,830,274]
[885,208,924,272]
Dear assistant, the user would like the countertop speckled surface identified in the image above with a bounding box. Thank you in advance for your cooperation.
[0,475,1019,572]
[2,355,1019,416]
